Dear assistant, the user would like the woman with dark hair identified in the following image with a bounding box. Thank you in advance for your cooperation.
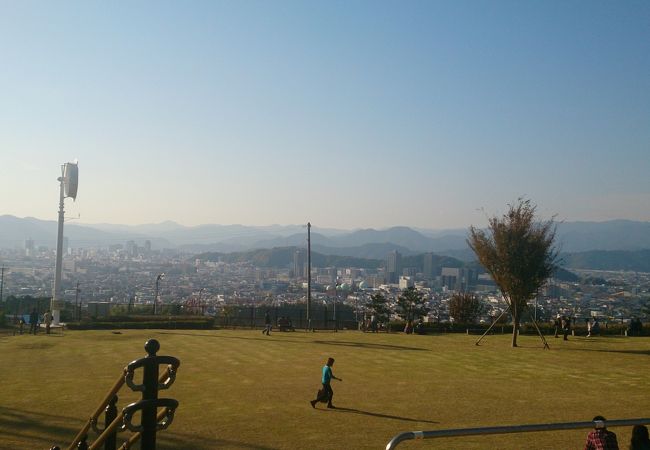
[630,425,650,450]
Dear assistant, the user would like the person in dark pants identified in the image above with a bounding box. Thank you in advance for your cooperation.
[562,315,571,341]
[310,357,342,409]
[263,311,272,335]
[29,308,39,335]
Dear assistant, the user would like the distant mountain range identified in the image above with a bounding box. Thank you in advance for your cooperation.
[1,215,649,271]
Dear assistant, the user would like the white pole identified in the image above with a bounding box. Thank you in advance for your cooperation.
[52,168,65,325]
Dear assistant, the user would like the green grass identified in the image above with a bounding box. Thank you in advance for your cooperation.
[1,329,648,450]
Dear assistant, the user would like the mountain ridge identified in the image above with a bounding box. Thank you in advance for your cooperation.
[2,215,649,257]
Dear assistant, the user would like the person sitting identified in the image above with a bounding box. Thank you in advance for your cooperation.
[584,416,619,450]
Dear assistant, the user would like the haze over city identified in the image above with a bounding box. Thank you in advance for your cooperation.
[1,1,648,229]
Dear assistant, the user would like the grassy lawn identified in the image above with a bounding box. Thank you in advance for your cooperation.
[1,328,648,450]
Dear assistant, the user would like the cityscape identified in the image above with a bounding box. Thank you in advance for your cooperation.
[1,230,648,327]
[1,2,649,449]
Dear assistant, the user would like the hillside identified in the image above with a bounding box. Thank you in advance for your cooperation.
[562,249,650,272]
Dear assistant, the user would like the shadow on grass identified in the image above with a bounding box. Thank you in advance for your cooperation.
[161,430,279,450]
[312,340,428,352]
[0,406,276,450]
[0,406,80,447]
[159,330,306,345]
[564,347,650,356]
[159,331,429,352]
[325,406,438,424]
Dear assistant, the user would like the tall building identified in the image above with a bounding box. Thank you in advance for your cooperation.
[293,249,307,279]
[126,240,137,257]
[386,250,402,284]
[423,253,435,279]
[441,267,478,291]
[24,238,35,257]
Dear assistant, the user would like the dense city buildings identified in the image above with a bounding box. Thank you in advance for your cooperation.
[1,243,648,326]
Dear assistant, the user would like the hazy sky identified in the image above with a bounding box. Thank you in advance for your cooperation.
[1,1,648,230]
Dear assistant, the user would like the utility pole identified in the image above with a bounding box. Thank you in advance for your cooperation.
[154,273,165,315]
[307,222,311,331]
[198,288,205,315]
[0,265,5,304]
[74,282,80,320]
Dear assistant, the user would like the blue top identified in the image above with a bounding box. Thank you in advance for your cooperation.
[322,365,332,384]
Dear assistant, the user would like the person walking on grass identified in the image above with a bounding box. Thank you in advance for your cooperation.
[263,310,272,335]
[29,308,39,335]
[43,310,52,334]
[310,357,342,409]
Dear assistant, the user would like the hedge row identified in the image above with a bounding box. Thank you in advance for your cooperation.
[67,316,215,330]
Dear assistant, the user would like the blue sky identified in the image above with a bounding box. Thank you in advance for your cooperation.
[1,1,648,229]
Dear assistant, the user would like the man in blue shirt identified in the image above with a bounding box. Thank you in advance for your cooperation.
[311,357,342,409]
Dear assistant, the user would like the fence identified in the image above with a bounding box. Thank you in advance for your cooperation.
[385,418,650,449]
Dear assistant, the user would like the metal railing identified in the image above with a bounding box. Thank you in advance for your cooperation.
[386,418,650,449]
[52,339,181,450]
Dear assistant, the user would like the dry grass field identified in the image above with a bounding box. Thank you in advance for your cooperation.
[1,328,648,449]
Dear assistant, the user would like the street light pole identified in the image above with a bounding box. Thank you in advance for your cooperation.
[334,280,340,332]
[154,273,165,315]
[74,282,80,320]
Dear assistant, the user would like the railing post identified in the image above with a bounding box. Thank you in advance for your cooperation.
[77,436,88,450]
[104,395,118,450]
[141,339,160,450]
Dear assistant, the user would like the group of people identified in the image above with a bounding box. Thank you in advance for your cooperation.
[262,311,294,335]
[627,318,644,336]
[584,416,650,450]
[19,308,53,335]
[554,314,572,340]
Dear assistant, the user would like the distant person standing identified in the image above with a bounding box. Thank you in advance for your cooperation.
[43,310,53,334]
[554,314,561,338]
[29,308,39,334]
[263,310,272,335]
[584,416,619,450]
[591,318,600,337]
[562,315,571,341]
[310,357,342,409]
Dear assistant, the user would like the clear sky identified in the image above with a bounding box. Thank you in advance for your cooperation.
[1,1,648,230]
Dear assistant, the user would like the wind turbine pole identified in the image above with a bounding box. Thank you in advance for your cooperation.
[52,170,66,325]
[51,161,79,326]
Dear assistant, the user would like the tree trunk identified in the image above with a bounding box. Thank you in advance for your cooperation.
[511,308,519,347]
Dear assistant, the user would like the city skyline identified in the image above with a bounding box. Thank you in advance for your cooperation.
[1,1,649,229]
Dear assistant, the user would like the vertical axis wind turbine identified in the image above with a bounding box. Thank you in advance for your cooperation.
[52,161,78,325]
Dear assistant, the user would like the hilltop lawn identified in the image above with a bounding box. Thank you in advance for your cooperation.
[1,329,648,450]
